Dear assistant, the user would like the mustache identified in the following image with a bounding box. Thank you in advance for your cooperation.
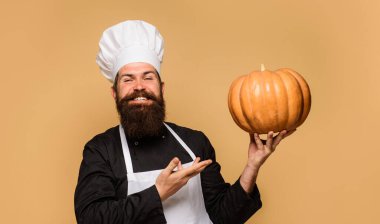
[119,90,160,103]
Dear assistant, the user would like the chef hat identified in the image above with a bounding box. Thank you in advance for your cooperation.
[96,20,164,82]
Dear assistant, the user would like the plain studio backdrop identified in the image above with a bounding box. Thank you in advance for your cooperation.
[1,0,379,223]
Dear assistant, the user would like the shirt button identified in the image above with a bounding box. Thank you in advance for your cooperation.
[134,141,139,146]
[162,135,165,139]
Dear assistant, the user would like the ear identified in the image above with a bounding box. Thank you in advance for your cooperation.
[161,82,165,95]
[111,86,116,100]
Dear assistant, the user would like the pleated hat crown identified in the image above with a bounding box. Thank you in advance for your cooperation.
[96,20,164,82]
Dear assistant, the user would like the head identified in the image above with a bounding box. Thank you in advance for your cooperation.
[96,20,166,138]
[112,62,166,139]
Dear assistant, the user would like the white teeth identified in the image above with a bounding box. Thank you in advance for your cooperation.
[134,97,147,101]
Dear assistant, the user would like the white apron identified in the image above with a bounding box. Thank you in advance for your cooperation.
[119,123,212,224]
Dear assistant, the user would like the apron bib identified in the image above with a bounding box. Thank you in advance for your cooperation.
[119,123,212,224]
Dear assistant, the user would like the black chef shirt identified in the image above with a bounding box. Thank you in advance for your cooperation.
[75,122,262,224]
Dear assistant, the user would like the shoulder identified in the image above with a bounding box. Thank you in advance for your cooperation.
[83,125,122,160]
[86,125,120,147]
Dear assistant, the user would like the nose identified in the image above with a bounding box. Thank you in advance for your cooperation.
[133,79,145,91]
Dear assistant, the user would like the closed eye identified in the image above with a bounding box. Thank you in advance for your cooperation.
[122,78,133,82]
[143,71,158,81]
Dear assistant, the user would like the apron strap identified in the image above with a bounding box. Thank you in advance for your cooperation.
[119,123,197,174]
[119,125,134,173]
[163,123,196,160]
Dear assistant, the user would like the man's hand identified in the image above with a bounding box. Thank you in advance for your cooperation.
[240,129,296,193]
[248,130,296,169]
[155,157,212,201]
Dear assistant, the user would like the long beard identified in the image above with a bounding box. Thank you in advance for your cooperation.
[116,90,166,139]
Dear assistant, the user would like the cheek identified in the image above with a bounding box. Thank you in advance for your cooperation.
[118,85,133,97]
[147,83,162,94]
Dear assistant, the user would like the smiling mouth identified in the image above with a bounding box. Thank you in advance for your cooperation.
[134,97,148,101]
[129,97,153,104]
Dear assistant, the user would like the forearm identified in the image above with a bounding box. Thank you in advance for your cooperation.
[239,163,260,194]
[202,164,262,224]
[76,185,165,224]
[240,131,290,193]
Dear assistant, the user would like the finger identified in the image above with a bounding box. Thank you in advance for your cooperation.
[194,159,212,171]
[272,130,287,148]
[187,160,212,178]
[163,157,180,175]
[192,157,201,165]
[187,170,202,178]
[283,129,297,138]
[266,131,274,149]
[273,129,296,148]
[183,159,212,177]
[249,134,258,149]
[178,160,183,171]
[249,133,256,143]
[253,133,264,148]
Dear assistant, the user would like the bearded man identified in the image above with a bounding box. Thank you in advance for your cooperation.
[74,20,294,224]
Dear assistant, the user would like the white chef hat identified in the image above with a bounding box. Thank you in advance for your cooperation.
[96,20,164,82]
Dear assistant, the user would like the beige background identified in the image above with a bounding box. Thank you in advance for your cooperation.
[1,0,379,223]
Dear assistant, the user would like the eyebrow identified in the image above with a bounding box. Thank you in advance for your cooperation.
[120,70,157,77]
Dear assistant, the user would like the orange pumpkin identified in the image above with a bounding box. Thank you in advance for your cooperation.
[228,65,311,134]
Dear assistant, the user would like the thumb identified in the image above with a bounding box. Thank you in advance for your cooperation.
[163,157,180,174]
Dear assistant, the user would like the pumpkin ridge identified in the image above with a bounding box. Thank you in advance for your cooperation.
[284,69,312,128]
[241,73,258,133]
[280,69,303,130]
[262,71,279,133]
[251,71,266,132]
[227,78,239,124]
[228,75,251,132]
[271,72,283,132]
[276,70,290,131]
[237,75,252,132]
[291,74,305,129]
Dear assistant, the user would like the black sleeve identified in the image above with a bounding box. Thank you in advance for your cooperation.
[200,134,262,224]
[74,141,166,224]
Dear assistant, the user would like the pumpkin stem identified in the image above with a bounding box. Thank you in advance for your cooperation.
[261,64,266,72]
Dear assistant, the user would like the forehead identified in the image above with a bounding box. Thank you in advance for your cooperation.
[118,62,157,76]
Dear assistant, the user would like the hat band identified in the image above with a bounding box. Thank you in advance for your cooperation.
[113,45,161,81]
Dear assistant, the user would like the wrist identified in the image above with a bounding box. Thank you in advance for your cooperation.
[155,184,166,201]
